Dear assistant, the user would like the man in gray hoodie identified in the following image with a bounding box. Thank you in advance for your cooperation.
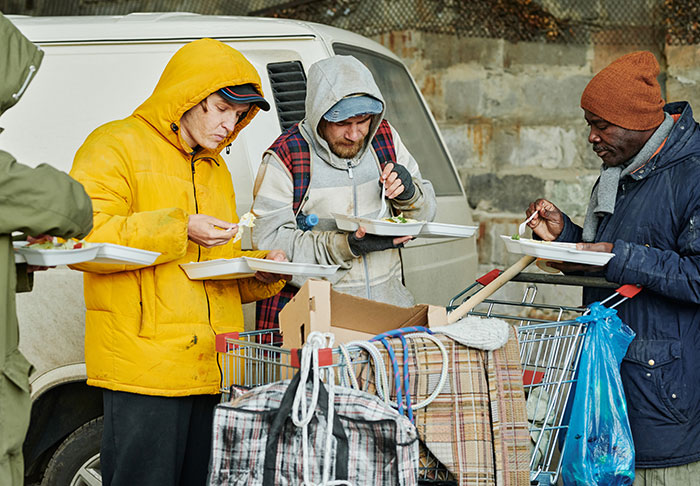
[252,55,436,331]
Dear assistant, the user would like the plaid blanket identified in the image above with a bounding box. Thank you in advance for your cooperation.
[209,379,419,485]
[359,328,530,485]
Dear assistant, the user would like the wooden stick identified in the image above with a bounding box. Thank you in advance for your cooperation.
[447,255,536,324]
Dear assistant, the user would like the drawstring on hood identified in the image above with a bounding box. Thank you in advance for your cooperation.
[300,56,386,171]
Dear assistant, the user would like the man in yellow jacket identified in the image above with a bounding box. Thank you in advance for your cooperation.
[70,39,288,486]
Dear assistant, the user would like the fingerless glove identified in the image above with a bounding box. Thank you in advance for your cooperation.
[391,164,416,200]
[348,232,404,256]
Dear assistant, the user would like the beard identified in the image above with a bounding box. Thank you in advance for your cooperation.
[327,139,364,159]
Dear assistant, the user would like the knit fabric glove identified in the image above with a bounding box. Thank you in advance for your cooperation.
[389,164,416,200]
[348,232,404,256]
[432,315,510,351]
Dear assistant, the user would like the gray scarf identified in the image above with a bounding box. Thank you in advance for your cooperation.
[581,113,674,242]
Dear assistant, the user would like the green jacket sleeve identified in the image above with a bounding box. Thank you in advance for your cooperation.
[0,151,93,238]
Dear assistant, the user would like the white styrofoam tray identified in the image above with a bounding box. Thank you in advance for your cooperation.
[332,213,424,236]
[243,257,339,277]
[180,258,255,280]
[419,222,477,239]
[499,235,615,266]
[14,245,100,266]
[14,242,160,266]
[92,243,160,265]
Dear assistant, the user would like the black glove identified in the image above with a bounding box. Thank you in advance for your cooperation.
[348,232,404,256]
[389,163,415,200]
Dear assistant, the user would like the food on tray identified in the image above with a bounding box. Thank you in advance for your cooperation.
[233,212,256,243]
[27,236,90,250]
[511,234,520,240]
[383,213,418,224]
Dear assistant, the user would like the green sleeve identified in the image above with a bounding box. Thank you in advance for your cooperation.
[0,151,93,239]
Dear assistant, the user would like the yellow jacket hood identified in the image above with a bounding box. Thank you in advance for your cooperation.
[133,38,264,155]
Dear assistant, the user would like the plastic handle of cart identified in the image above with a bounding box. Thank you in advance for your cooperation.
[476,269,502,286]
[616,284,642,298]
[215,332,239,353]
[290,347,333,368]
[522,369,545,386]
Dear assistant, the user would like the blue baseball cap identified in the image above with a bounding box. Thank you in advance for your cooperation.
[322,95,383,122]
[218,84,270,111]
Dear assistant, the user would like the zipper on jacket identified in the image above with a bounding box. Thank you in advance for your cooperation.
[348,161,359,217]
[191,153,215,337]
[348,158,371,295]
[190,156,201,262]
[363,257,372,300]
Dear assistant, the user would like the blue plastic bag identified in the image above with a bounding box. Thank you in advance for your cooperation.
[561,302,636,486]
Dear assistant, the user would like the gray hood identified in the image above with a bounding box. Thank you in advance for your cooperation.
[0,13,43,117]
[300,55,385,170]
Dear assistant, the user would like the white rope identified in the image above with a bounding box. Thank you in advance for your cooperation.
[339,333,448,412]
[338,341,391,404]
[293,332,352,486]
[402,332,449,410]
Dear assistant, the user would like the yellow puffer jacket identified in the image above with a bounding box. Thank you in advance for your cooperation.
[70,39,284,396]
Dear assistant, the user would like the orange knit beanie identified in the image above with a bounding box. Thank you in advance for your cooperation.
[580,51,665,131]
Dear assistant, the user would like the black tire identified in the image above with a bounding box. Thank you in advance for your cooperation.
[41,416,103,486]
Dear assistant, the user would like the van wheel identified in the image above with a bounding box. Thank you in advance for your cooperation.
[41,416,102,486]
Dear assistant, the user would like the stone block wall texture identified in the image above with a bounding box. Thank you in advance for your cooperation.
[373,31,699,305]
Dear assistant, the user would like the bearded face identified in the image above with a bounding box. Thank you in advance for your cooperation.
[318,114,372,159]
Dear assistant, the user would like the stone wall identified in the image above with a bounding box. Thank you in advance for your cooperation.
[373,31,699,304]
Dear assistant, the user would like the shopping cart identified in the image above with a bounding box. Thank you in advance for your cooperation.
[215,271,640,486]
[215,329,455,483]
[449,270,640,485]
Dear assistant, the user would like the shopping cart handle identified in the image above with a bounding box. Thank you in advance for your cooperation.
[215,332,240,353]
[476,269,502,286]
[616,284,642,298]
[290,347,333,368]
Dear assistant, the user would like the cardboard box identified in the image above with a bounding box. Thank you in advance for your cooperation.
[279,279,447,348]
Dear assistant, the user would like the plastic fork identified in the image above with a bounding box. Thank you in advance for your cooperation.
[378,182,387,219]
[518,212,537,237]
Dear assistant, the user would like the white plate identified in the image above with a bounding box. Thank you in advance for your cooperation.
[15,246,100,266]
[14,241,160,266]
[499,235,614,266]
[13,241,28,263]
[243,257,339,277]
[332,213,424,236]
[92,243,160,265]
[419,222,477,239]
[180,258,255,280]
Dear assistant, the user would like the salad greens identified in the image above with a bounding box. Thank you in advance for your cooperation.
[27,237,88,250]
[383,213,418,224]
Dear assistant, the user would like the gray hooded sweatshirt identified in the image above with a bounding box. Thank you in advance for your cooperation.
[252,55,436,306]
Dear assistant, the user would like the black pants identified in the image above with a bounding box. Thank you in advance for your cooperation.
[101,389,220,486]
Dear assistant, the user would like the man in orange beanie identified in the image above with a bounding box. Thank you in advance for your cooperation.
[526,51,700,484]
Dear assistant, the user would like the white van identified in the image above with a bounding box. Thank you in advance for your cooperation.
[5,13,476,484]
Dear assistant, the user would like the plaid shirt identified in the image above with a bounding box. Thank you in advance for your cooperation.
[255,120,397,332]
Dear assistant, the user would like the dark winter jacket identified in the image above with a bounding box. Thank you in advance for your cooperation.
[558,101,700,468]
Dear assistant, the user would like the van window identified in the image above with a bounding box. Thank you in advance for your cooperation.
[333,43,462,196]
